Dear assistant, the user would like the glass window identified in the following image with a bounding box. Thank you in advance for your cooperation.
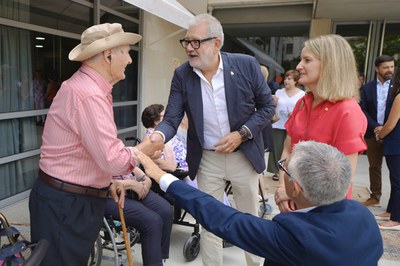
[0,0,92,34]
[112,50,139,102]
[336,24,370,76]
[114,105,137,130]
[382,23,400,66]
[0,156,39,200]
[30,0,92,34]
[0,117,43,158]
[1,26,80,113]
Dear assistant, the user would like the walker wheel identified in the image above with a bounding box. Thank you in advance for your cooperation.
[183,234,200,262]
[260,202,273,215]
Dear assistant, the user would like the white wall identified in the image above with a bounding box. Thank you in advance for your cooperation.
[139,3,208,135]
[139,12,187,135]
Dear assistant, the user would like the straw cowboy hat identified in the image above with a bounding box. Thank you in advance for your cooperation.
[69,23,142,61]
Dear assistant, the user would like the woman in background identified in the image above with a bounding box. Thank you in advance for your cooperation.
[267,70,305,181]
[374,66,400,230]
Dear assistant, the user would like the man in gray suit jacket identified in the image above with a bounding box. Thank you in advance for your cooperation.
[150,14,274,266]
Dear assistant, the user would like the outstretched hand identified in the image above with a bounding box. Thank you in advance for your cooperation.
[134,150,166,183]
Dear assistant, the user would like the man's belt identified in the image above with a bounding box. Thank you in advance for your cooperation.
[39,169,110,199]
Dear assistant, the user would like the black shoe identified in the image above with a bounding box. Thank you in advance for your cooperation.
[272,174,279,181]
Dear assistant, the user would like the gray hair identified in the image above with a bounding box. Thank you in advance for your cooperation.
[188,14,224,49]
[288,141,351,206]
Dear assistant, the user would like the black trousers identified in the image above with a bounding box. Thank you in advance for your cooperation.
[29,178,105,266]
[386,155,400,222]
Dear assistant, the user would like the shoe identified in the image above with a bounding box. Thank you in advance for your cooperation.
[272,174,279,181]
[362,198,380,207]
[378,223,400,231]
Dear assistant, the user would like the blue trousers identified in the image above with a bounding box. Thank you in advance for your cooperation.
[385,155,400,221]
[104,190,173,266]
[29,178,105,265]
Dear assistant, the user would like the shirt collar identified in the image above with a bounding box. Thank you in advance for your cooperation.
[377,78,391,87]
[80,65,113,95]
[295,206,317,213]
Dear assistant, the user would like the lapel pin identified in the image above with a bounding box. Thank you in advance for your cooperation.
[230,70,234,76]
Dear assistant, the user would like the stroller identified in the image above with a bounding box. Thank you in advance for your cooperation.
[0,212,48,266]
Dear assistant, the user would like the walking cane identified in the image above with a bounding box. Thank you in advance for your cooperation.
[118,192,134,266]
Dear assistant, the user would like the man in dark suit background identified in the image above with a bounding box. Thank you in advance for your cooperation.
[360,55,395,206]
[149,13,274,266]
[137,141,383,266]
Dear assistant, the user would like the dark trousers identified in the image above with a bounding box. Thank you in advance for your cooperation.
[105,190,173,266]
[365,138,384,200]
[267,128,287,174]
[385,155,400,222]
[29,178,105,266]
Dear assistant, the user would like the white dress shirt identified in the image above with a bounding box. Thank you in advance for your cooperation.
[376,79,391,125]
[193,53,230,150]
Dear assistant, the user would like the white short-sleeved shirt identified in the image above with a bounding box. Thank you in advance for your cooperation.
[273,88,305,129]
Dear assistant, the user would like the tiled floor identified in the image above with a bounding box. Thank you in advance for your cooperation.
[1,154,399,265]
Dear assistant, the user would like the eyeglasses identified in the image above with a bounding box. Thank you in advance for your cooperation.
[278,158,292,178]
[179,37,216,49]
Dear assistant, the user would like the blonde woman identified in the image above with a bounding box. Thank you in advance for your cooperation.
[274,34,367,213]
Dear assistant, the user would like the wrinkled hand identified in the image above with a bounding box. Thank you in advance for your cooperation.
[214,132,242,153]
[274,185,295,213]
[110,180,125,208]
[141,176,152,198]
[135,150,166,183]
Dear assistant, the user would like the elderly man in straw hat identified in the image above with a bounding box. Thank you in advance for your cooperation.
[29,23,155,265]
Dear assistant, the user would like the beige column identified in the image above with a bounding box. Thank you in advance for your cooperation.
[309,18,332,38]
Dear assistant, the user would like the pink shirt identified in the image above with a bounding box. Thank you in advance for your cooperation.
[39,66,135,188]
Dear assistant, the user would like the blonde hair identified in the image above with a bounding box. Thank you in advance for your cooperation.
[304,34,359,101]
[260,65,269,81]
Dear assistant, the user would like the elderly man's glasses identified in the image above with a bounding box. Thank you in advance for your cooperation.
[179,37,216,49]
[278,158,292,178]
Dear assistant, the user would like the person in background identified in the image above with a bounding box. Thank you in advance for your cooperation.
[148,13,274,266]
[105,167,173,265]
[360,55,395,207]
[274,34,367,213]
[374,66,400,230]
[136,141,383,266]
[267,70,305,181]
[142,104,180,172]
[29,23,160,265]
